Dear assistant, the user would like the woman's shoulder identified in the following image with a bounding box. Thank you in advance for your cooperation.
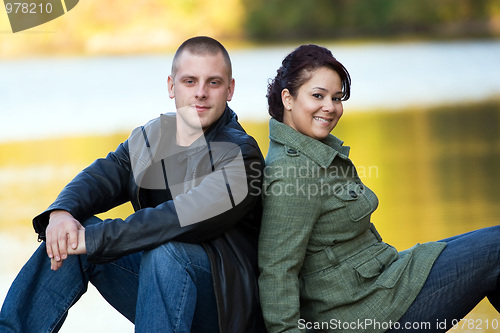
[266,141,313,166]
[264,144,323,184]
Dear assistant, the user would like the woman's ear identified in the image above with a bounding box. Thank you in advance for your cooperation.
[281,88,293,111]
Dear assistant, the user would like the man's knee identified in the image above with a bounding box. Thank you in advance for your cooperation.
[141,241,208,273]
[477,225,500,247]
[142,242,190,267]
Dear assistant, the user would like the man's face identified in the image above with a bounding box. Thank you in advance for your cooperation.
[168,50,235,134]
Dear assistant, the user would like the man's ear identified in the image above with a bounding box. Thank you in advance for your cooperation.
[167,75,175,99]
[226,78,235,102]
[281,88,293,111]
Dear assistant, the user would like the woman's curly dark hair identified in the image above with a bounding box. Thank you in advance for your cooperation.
[267,44,351,122]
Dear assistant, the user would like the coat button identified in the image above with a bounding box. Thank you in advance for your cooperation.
[349,190,358,198]
[286,148,298,155]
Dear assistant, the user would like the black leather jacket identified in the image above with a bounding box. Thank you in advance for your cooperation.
[33,107,267,332]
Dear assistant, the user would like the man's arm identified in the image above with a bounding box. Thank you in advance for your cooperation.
[33,141,133,241]
[85,142,263,263]
[33,140,133,270]
[34,128,263,265]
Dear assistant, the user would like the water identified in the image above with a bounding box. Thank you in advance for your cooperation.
[1,103,500,332]
[1,41,500,331]
[1,40,500,142]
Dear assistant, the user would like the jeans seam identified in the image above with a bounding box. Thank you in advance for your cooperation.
[416,272,471,309]
[109,261,140,277]
[48,284,85,333]
[173,272,190,333]
[191,263,211,274]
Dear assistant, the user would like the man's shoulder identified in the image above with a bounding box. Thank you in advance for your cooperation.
[214,122,259,148]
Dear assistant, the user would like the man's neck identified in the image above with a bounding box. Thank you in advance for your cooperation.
[175,121,205,147]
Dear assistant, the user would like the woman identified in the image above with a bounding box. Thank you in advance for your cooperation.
[258,44,500,332]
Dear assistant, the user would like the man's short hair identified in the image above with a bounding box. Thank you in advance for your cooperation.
[171,36,232,80]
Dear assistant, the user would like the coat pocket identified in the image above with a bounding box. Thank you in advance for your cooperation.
[354,244,410,289]
[333,182,372,222]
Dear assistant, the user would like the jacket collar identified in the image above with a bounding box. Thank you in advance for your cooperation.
[268,118,350,168]
[204,104,238,141]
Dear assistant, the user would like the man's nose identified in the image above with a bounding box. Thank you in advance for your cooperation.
[196,84,207,99]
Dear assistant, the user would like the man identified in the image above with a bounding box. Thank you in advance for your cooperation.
[0,36,266,332]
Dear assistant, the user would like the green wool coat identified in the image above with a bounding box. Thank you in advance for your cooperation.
[258,119,446,333]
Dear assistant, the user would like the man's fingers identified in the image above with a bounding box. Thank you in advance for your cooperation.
[67,229,86,255]
[51,258,63,271]
[46,211,83,267]
[47,231,61,262]
[57,232,68,260]
[68,228,79,250]
[45,234,54,259]
[50,239,61,262]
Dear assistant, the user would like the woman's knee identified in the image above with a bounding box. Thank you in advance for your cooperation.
[475,225,500,248]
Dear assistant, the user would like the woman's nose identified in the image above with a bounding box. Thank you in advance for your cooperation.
[322,99,336,112]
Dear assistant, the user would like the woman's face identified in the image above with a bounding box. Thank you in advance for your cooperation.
[282,67,343,140]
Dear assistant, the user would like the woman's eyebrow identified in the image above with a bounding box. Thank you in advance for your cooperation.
[312,86,328,92]
[313,87,343,95]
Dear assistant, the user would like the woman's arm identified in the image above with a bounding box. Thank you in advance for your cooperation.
[258,174,322,332]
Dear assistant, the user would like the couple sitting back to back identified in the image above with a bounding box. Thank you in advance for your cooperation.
[1,36,500,333]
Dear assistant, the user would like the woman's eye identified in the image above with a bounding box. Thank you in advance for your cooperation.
[313,93,322,99]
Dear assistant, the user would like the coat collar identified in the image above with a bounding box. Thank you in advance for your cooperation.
[268,118,350,168]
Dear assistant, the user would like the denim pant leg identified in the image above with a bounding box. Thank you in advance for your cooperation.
[387,226,500,332]
[0,217,141,333]
[135,241,219,333]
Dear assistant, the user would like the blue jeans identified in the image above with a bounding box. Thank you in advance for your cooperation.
[0,217,218,333]
[387,226,500,332]
[135,241,219,333]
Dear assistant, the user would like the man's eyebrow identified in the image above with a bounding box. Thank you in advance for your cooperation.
[179,75,225,81]
[207,75,225,81]
[179,75,197,80]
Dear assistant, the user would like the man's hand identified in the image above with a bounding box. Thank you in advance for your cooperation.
[46,210,86,271]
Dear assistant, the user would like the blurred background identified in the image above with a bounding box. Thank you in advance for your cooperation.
[1,0,500,332]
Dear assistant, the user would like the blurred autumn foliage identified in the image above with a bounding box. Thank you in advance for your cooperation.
[1,0,499,57]
[243,0,500,40]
